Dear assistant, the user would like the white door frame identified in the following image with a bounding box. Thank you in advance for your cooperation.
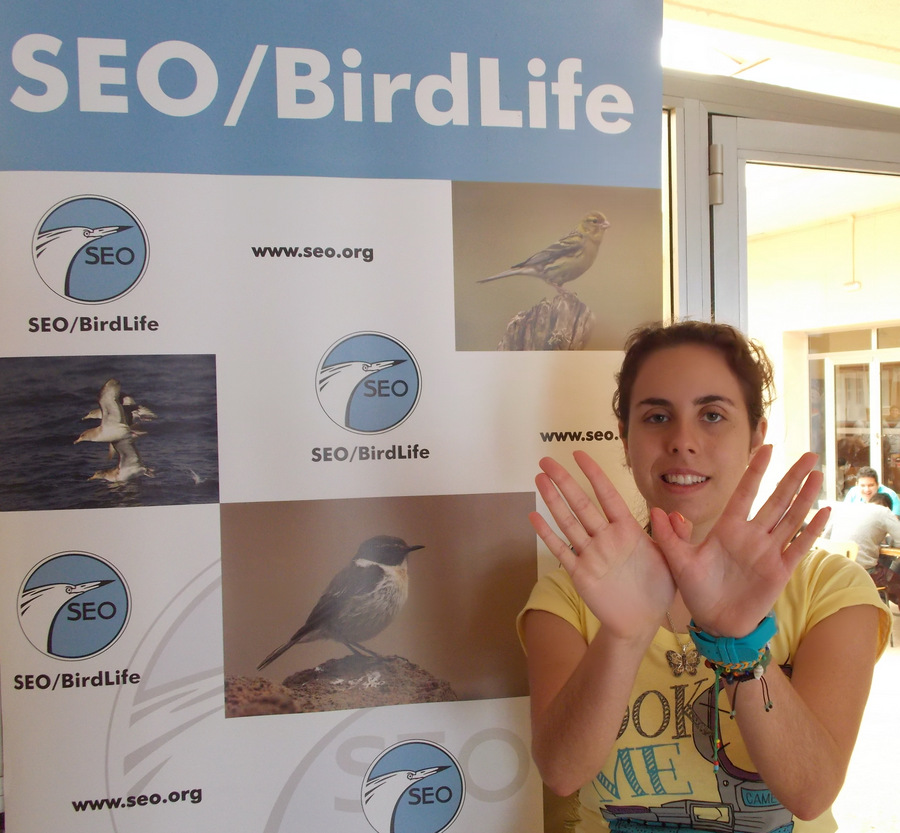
[709,117,900,330]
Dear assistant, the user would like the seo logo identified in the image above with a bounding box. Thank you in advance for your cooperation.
[362,740,464,833]
[18,552,130,660]
[316,332,421,434]
[32,195,148,303]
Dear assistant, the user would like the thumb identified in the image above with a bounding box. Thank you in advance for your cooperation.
[649,507,693,573]
[649,506,676,544]
[669,511,693,542]
[649,508,692,544]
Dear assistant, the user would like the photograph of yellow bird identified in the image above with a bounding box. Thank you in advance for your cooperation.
[477,210,610,293]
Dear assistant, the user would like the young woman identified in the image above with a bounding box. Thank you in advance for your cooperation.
[519,321,891,833]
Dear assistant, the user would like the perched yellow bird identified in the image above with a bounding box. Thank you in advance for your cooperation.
[477,211,610,293]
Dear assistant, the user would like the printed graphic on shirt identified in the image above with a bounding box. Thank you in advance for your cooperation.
[589,674,794,833]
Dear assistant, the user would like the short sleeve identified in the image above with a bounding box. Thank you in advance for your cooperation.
[774,549,892,660]
[516,568,597,651]
[888,488,900,514]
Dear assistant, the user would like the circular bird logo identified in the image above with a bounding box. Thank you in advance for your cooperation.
[362,740,464,833]
[316,332,421,434]
[32,195,148,303]
[18,552,130,659]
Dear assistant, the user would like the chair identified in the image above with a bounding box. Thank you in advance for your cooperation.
[814,538,859,560]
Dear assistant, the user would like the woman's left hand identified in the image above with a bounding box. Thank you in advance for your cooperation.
[650,445,831,637]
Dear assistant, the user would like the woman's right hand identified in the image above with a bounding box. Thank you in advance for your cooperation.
[530,451,675,639]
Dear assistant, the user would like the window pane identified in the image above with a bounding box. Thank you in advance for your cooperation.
[835,363,870,499]
[809,359,826,502]
[808,330,870,353]
[881,362,900,493]
[877,326,900,349]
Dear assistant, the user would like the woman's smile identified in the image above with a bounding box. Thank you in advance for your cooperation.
[660,470,709,487]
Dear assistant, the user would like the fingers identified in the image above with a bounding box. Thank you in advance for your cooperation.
[528,509,579,573]
[648,507,690,544]
[570,450,634,525]
[782,505,831,572]
[530,452,634,559]
[649,507,693,576]
[647,506,675,545]
[533,470,596,555]
[769,464,824,544]
[720,443,773,521]
[535,457,605,540]
[669,511,692,543]
[723,447,823,551]
[753,452,822,544]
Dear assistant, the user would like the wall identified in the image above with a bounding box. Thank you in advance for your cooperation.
[747,202,900,466]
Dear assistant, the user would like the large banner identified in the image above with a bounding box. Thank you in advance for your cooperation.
[0,3,663,831]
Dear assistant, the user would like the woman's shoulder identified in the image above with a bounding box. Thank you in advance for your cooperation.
[517,568,594,644]
[787,547,876,596]
[775,546,890,650]
[521,567,583,614]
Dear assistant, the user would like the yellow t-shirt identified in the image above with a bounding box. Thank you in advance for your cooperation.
[517,549,891,833]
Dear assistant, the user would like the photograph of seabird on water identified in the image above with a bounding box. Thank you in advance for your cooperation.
[0,354,218,511]
[220,492,535,717]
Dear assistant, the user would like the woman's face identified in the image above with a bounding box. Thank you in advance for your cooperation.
[620,343,767,541]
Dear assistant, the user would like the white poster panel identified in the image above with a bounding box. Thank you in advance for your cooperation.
[0,3,663,831]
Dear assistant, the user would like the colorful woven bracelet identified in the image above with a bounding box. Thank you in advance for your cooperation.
[690,612,778,772]
[706,645,772,682]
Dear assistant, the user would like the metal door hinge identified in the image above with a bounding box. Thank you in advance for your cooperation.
[709,143,724,206]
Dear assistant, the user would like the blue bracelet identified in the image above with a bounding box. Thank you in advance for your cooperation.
[689,611,777,665]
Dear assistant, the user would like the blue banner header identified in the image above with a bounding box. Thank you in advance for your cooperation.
[0,1,662,186]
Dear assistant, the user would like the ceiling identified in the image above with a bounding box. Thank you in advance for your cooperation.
[662,1,900,107]
[663,1,900,67]
[745,165,900,237]
[662,1,900,236]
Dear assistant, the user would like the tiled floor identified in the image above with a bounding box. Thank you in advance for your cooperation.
[831,605,900,832]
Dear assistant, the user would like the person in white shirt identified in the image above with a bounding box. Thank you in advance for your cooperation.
[822,491,900,571]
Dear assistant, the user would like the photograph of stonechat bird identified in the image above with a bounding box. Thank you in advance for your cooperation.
[477,210,609,293]
[257,535,425,670]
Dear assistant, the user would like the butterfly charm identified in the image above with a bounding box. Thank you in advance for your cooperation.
[666,645,700,677]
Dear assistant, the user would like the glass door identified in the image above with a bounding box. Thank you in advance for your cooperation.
[810,342,900,503]
[708,117,900,501]
[833,361,872,501]
[705,116,900,831]
[879,361,900,493]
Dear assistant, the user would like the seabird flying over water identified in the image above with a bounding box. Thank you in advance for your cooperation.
[75,379,146,444]
[76,378,156,482]
[89,437,154,483]
[83,395,157,424]
[317,359,405,428]
[34,225,131,298]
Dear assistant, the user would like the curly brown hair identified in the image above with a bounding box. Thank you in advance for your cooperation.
[613,320,775,439]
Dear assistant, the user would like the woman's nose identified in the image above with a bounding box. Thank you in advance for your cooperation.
[667,422,697,454]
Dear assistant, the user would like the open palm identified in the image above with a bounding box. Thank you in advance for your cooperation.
[651,446,829,636]
[531,451,675,637]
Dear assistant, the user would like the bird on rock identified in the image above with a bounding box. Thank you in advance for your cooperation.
[257,535,425,670]
[477,211,610,293]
